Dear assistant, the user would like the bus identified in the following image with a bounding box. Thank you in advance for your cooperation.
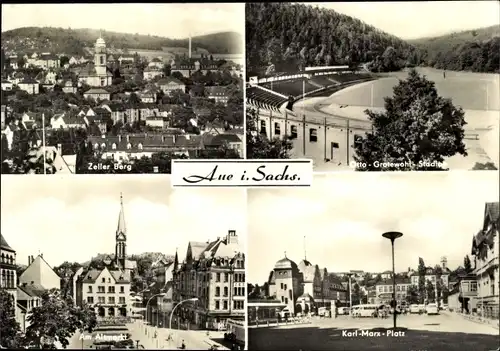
[224,319,245,348]
[351,304,379,317]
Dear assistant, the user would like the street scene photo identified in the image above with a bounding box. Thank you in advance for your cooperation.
[1,3,244,174]
[0,176,246,350]
[245,2,499,171]
[247,172,499,351]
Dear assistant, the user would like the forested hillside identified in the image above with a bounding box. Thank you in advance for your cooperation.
[246,2,417,76]
[410,26,500,73]
[1,27,242,56]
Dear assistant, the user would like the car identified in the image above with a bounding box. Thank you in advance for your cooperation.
[418,304,426,313]
[426,303,439,315]
[338,307,349,315]
[409,304,420,314]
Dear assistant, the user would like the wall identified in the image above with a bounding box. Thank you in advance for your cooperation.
[19,256,60,290]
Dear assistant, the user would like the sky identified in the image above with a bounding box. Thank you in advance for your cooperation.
[1,175,246,267]
[1,4,244,38]
[247,171,499,284]
[314,1,500,39]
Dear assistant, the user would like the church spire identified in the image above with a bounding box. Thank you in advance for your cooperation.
[116,193,126,237]
[173,248,179,272]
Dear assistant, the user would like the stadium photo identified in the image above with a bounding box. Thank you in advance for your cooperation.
[245,2,500,172]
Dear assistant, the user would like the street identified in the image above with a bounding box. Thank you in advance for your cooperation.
[249,312,500,351]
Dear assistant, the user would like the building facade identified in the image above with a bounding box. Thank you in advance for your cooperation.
[74,194,136,318]
[172,230,245,330]
[471,202,499,320]
[0,234,17,307]
[375,278,411,305]
[78,37,113,87]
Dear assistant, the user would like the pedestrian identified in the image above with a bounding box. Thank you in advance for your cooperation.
[180,340,186,349]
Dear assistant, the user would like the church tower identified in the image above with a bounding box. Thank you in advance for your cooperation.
[115,193,127,270]
[94,33,107,77]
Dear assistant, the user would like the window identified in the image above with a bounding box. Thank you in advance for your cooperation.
[87,297,94,304]
[108,286,115,293]
[215,287,220,297]
[274,122,281,135]
[260,120,266,135]
[354,134,363,147]
[120,286,124,293]
[112,143,117,150]
[281,296,284,302]
[309,128,317,142]
[216,273,221,282]
[119,297,125,304]
[290,125,298,139]
[98,286,105,293]
[224,287,228,296]
[101,143,106,149]
[284,284,287,290]
[138,143,143,150]
[99,56,104,65]
[289,290,292,300]
[98,297,105,303]
[215,301,220,310]
[94,143,99,149]
[108,297,115,304]
[285,298,288,304]
[127,143,131,150]
[88,286,93,293]
[223,301,228,310]
[332,142,339,149]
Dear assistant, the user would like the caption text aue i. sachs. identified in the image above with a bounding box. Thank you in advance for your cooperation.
[182,165,300,184]
[342,329,406,337]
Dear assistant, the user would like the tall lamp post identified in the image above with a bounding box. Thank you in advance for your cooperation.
[382,231,403,329]
[169,298,199,346]
[146,293,165,328]
[346,273,353,316]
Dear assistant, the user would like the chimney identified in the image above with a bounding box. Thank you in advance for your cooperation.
[28,256,31,265]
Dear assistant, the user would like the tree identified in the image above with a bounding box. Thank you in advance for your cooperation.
[17,56,26,68]
[417,257,426,304]
[425,280,435,303]
[59,56,70,67]
[464,255,473,273]
[162,64,171,77]
[24,289,97,348]
[434,265,443,308]
[354,69,467,171]
[246,107,293,159]
[0,289,24,348]
[406,285,420,305]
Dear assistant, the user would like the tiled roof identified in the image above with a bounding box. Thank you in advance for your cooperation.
[274,257,298,270]
[189,242,209,259]
[376,278,411,285]
[484,202,499,229]
[204,133,241,146]
[0,233,15,252]
[87,134,202,151]
[18,283,46,298]
[151,58,162,63]
[85,88,109,94]
[19,77,39,84]
[157,77,184,86]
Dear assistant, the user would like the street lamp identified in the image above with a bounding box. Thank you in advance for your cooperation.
[346,273,353,316]
[146,293,165,328]
[169,298,199,346]
[382,231,403,329]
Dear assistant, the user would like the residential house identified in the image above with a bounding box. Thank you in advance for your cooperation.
[139,89,157,103]
[88,107,112,134]
[156,77,185,95]
[21,111,40,129]
[203,133,243,158]
[1,233,17,307]
[62,80,78,94]
[149,256,176,317]
[206,86,236,105]
[375,278,412,306]
[471,202,499,320]
[84,88,111,101]
[35,54,60,70]
[409,257,451,289]
[50,112,86,129]
[101,103,126,124]
[1,79,13,91]
[18,77,40,95]
[10,72,25,85]
[148,57,164,69]
[143,68,164,81]
[19,254,61,290]
[69,56,79,65]
[73,195,136,318]
[145,115,168,129]
[172,230,245,330]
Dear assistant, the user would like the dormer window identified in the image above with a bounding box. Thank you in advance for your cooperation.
[101,143,106,149]
[138,143,143,150]
[127,143,131,150]
[112,143,117,150]
[94,143,99,149]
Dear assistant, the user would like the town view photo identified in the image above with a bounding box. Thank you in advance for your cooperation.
[245,2,499,171]
[1,3,244,174]
[0,176,246,350]
[247,172,499,351]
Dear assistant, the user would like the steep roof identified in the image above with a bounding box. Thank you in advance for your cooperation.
[19,254,60,288]
[85,88,109,94]
[0,233,15,252]
[157,77,184,86]
[18,283,46,298]
[188,242,208,260]
[116,193,126,238]
[274,256,298,270]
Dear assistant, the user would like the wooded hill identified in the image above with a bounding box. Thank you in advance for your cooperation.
[1,27,243,56]
[246,3,499,75]
[409,25,500,73]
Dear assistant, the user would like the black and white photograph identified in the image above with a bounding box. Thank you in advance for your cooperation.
[0,176,246,350]
[245,2,499,172]
[1,3,244,174]
[247,172,499,350]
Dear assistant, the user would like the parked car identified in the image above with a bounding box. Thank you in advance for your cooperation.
[338,307,349,315]
[409,304,420,314]
[418,304,426,313]
[426,303,439,315]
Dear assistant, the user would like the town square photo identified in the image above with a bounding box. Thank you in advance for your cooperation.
[1,3,244,174]
[0,175,246,349]
[247,171,499,351]
[245,1,499,171]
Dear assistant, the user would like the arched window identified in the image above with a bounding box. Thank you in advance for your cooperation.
[112,143,117,150]
[127,143,132,150]
[101,143,106,149]
[1,253,4,263]
[94,143,99,149]
[138,143,143,150]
